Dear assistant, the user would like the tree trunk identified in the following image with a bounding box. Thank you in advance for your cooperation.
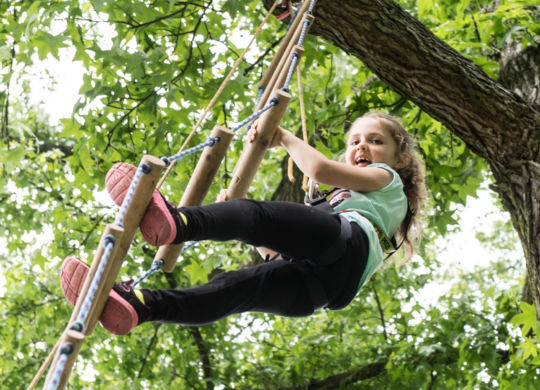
[499,43,540,304]
[265,0,540,320]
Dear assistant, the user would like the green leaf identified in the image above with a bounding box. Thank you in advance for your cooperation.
[510,301,538,337]
[33,31,67,60]
[184,261,209,284]
[0,45,11,61]
[518,338,538,360]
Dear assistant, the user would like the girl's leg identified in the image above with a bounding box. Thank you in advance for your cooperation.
[177,199,343,262]
[143,258,327,325]
[143,222,370,325]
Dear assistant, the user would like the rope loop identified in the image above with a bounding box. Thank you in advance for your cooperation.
[59,343,74,356]
[153,258,165,268]
[140,163,152,174]
[131,258,165,288]
[104,234,116,247]
[160,156,171,167]
[207,136,220,147]
[69,321,84,332]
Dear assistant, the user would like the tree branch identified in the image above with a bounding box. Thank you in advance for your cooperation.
[138,324,162,378]
[189,327,214,390]
[371,283,389,342]
[300,0,538,162]
[262,360,388,390]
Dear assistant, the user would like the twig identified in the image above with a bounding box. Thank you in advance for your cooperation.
[371,284,389,342]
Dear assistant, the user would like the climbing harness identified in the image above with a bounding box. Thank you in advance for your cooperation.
[306,186,402,257]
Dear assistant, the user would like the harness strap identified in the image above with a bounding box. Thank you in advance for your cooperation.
[303,214,352,310]
[307,192,399,255]
[371,223,397,253]
[305,274,328,310]
[316,214,352,265]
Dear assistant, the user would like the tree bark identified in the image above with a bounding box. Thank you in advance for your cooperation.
[499,43,540,304]
[265,0,540,320]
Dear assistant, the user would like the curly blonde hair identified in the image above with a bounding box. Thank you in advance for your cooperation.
[351,112,428,259]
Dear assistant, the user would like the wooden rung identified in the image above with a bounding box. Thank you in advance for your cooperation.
[66,155,166,335]
[42,155,166,389]
[68,224,124,330]
[86,155,165,334]
[43,329,85,390]
[82,225,125,334]
[259,0,311,90]
[259,13,314,107]
[157,126,234,272]
[227,89,291,200]
[117,155,166,251]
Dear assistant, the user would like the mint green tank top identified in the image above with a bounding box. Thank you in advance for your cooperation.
[328,163,407,290]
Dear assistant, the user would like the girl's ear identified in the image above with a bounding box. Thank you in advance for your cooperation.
[396,153,411,169]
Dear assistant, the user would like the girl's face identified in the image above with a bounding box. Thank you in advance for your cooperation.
[345,117,403,169]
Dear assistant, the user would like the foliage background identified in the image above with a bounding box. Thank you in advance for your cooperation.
[1,0,539,388]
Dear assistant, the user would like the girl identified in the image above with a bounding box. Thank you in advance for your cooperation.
[60,112,426,335]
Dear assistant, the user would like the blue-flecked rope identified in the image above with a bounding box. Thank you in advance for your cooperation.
[47,163,156,389]
[47,236,116,390]
[281,16,312,91]
[308,0,316,13]
[282,53,300,91]
[45,344,72,390]
[131,259,165,288]
[115,164,149,226]
[71,236,116,331]
[230,98,278,133]
[298,18,311,46]
[163,136,220,165]
[47,2,317,387]
[131,241,199,287]
[161,96,278,165]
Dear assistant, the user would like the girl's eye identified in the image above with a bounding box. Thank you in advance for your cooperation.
[370,139,382,144]
[350,140,360,146]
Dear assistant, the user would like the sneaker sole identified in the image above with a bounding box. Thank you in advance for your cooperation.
[60,256,138,335]
[105,162,176,246]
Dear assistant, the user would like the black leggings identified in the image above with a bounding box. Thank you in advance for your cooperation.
[143,199,369,325]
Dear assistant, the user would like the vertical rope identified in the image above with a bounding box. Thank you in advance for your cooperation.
[297,66,310,192]
[114,164,148,226]
[307,0,316,13]
[45,344,72,390]
[71,236,116,331]
[282,53,299,91]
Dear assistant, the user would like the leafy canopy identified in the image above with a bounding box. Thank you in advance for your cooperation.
[1,0,538,388]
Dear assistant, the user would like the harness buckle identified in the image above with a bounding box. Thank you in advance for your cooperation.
[304,178,319,205]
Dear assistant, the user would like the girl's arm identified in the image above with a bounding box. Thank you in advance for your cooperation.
[250,124,393,192]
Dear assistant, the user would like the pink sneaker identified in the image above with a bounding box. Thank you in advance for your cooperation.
[60,257,150,335]
[105,162,178,246]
